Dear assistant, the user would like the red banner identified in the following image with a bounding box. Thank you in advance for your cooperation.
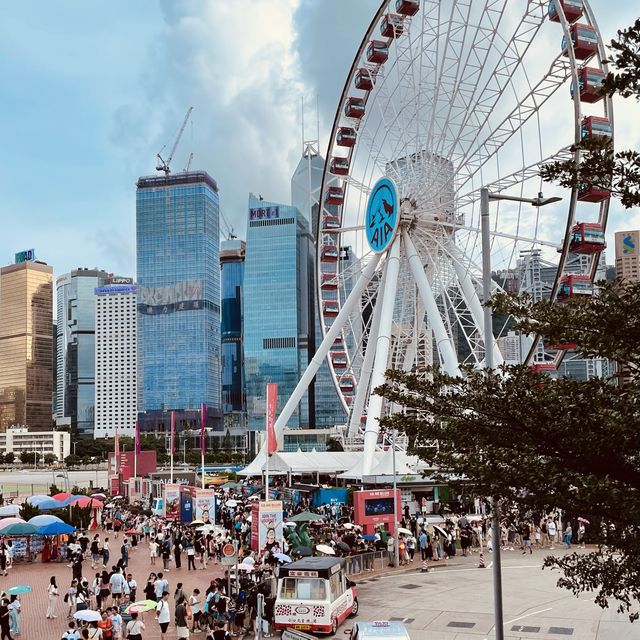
[266,383,278,455]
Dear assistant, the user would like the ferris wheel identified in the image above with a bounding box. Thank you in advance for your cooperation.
[269,0,613,475]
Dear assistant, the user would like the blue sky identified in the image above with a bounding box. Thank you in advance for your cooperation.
[1,0,638,281]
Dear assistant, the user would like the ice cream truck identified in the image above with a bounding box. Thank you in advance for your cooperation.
[274,557,359,635]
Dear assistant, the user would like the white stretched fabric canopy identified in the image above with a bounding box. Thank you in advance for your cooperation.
[238,450,369,477]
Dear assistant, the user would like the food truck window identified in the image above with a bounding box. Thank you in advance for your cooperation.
[281,578,327,600]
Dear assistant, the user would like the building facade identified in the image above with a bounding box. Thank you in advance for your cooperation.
[55,268,109,438]
[243,195,314,434]
[0,426,70,462]
[615,230,640,282]
[94,277,137,438]
[136,171,222,434]
[0,258,53,432]
[220,239,246,433]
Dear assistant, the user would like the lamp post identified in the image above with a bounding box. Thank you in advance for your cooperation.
[481,188,561,640]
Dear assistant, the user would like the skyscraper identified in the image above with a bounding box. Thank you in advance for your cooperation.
[136,171,222,434]
[615,230,640,282]
[291,144,346,429]
[94,277,137,439]
[55,267,109,438]
[0,256,53,432]
[243,195,314,435]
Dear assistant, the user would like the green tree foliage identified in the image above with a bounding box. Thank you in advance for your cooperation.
[3,453,15,465]
[43,453,58,465]
[19,451,36,465]
[378,279,640,620]
[541,20,640,208]
[326,438,344,452]
[18,502,41,521]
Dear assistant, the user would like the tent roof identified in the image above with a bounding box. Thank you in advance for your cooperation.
[238,450,368,476]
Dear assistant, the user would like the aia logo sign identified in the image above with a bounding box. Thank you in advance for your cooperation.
[366,177,399,253]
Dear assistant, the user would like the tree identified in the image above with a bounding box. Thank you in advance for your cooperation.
[19,451,35,465]
[64,454,81,467]
[378,279,640,620]
[326,438,344,452]
[3,452,15,465]
[541,19,640,207]
[19,502,40,521]
[43,453,57,466]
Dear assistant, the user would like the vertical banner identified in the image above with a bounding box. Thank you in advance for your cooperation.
[251,500,260,551]
[200,402,207,453]
[180,486,195,523]
[163,483,181,520]
[194,488,216,524]
[114,426,120,473]
[258,500,283,555]
[266,383,278,455]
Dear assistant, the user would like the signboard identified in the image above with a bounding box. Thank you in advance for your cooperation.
[194,488,216,524]
[221,541,238,566]
[250,206,279,221]
[180,486,195,523]
[163,484,181,520]
[616,230,639,257]
[258,500,283,556]
[108,276,134,285]
[365,177,399,253]
[95,285,137,295]
[353,488,401,533]
[138,280,205,315]
[251,501,260,551]
[282,629,317,640]
[15,248,35,263]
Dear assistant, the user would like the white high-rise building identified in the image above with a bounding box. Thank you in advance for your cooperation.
[94,278,137,438]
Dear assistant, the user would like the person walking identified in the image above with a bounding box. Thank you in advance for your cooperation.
[149,539,159,566]
[173,538,182,570]
[65,579,78,619]
[46,576,59,619]
[0,598,13,640]
[125,612,145,640]
[7,596,19,637]
[186,542,197,571]
[155,591,171,640]
[154,573,169,602]
[90,536,102,569]
[120,539,129,570]
[175,596,190,639]
[564,522,573,549]
[188,589,201,633]
[547,518,557,549]
[102,538,110,568]
[161,539,171,571]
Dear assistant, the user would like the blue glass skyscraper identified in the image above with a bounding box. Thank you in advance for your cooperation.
[243,195,314,432]
[136,171,222,432]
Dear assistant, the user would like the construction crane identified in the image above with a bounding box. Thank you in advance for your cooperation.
[183,152,194,172]
[156,106,193,175]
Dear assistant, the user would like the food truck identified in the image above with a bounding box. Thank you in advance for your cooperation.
[274,557,358,635]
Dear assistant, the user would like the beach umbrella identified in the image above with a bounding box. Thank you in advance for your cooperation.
[237,563,255,572]
[73,497,103,509]
[283,521,296,528]
[28,515,63,527]
[288,511,325,523]
[336,541,350,553]
[274,552,293,564]
[38,522,75,536]
[0,518,26,529]
[7,585,32,595]
[126,600,157,614]
[112,495,124,500]
[26,495,52,506]
[36,498,69,510]
[91,493,106,500]
[316,544,335,556]
[1,523,37,536]
[292,546,312,557]
[432,525,448,538]
[226,500,238,508]
[0,505,21,517]
[51,492,72,501]
[74,610,102,622]
[189,520,205,527]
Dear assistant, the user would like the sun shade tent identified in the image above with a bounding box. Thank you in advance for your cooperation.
[239,450,374,477]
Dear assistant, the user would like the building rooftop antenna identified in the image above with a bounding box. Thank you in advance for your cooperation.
[156,106,194,175]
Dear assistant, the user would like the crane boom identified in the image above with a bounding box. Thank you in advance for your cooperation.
[156,106,194,175]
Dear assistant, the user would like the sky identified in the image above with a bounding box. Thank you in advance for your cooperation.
[0,0,638,282]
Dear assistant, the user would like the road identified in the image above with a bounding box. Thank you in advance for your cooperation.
[352,550,640,640]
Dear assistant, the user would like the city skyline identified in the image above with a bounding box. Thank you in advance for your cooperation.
[1,0,639,282]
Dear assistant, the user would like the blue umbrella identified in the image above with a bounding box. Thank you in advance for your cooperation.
[7,586,32,595]
[26,495,51,506]
[34,498,67,511]
[28,515,63,527]
[38,522,75,536]
[361,534,376,541]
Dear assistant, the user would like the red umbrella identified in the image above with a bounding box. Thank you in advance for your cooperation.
[52,492,72,501]
[125,528,137,535]
[74,497,103,509]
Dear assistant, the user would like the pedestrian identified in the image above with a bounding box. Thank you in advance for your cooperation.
[547,518,557,549]
[0,543,8,577]
[386,535,395,566]
[109,568,126,605]
[521,522,533,555]
[126,573,137,602]
[0,598,13,640]
[97,609,113,640]
[161,539,172,571]
[144,573,157,602]
[109,606,123,640]
[578,521,586,548]
[46,576,59,619]
[7,596,19,637]
[149,538,159,566]
[174,583,187,609]
[99,572,111,609]
[120,539,129,569]
[189,589,201,633]
[155,591,171,640]
[186,542,197,571]
[175,596,190,639]
[564,522,573,548]
[65,579,77,618]
[154,573,169,602]
[90,536,102,569]
[173,537,182,570]
[102,538,110,568]
[125,611,145,640]
[62,620,79,640]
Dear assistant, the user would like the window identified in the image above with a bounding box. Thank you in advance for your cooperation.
[280,578,326,601]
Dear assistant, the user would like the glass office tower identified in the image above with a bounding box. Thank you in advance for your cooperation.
[136,171,222,433]
[0,259,53,432]
[243,195,314,432]
[55,268,109,438]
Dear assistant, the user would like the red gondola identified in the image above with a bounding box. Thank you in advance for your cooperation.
[321,245,339,262]
[344,395,354,407]
[339,375,356,394]
[322,214,340,232]
[544,339,577,351]
[323,300,340,317]
[330,351,348,368]
[345,97,365,119]
[321,273,338,290]
[330,157,350,176]
[571,67,605,103]
[336,127,357,147]
[530,363,557,373]
[548,0,583,23]
[568,222,606,254]
[562,23,599,60]
[396,0,419,16]
[581,115,612,141]
[330,331,344,348]
[557,274,593,302]
[355,68,375,91]
[367,40,389,64]
[577,182,610,203]
[325,187,344,207]
[381,13,404,38]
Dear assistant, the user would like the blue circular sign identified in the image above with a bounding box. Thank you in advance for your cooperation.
[366,177,399,253]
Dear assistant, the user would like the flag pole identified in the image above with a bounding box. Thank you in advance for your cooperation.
[170,411,175,484]
[200,403,207,490]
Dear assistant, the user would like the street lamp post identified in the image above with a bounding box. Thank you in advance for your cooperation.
[480,187,561,640]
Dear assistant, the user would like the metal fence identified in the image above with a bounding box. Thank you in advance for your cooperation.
[345,550,387,576]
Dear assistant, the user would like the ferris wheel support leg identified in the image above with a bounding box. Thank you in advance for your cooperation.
[449,245,504,366]
[403,230,462,378]
[258,252,382,461]
[362,238,402,477]
[347,261,387,439]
